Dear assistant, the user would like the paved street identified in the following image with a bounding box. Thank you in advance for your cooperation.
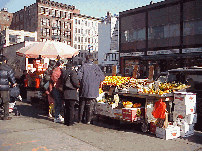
[0,100,202,151]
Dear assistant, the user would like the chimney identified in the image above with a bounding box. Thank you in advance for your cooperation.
[150,1,154,5]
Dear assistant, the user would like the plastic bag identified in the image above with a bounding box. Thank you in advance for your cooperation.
[152,99,166,119]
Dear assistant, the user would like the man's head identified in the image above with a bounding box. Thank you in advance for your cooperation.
[86,54,94,62]
[0,54,7,63]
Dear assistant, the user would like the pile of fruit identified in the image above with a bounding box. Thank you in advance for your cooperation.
[123,101,133,108]
[99,88,104,94]
[133,103,141,108]
[102,76,131,87]
[142,82,190,95]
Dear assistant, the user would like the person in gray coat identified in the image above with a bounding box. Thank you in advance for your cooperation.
[78,54,105,124]
[63,59,80,126]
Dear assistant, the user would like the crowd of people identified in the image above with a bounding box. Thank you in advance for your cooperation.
[0,53,105,125]
[44,54,105,125]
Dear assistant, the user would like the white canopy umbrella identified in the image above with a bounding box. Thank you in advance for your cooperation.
[16,41,79,59]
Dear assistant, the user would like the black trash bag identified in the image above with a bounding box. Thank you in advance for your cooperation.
[9,86,20,98]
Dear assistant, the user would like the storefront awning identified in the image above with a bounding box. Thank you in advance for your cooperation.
[140,53,202,60]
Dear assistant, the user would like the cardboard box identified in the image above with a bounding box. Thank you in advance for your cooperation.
[184,113,197,124]
[180,123,195,137]
[174,103,196,116]
[156,126,180,140]
[174,92,196,105]
[122,108,144,122]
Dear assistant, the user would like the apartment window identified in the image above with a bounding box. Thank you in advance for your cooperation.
[74,44,77,49]
[60,11,63,18]
[47,19,50,26]
[75,36,77,41]
[64,22,67,28]
[81,29,83,34]
[63,31,68,37]
[68,13,71,19]
[75,28,77,33]
[78,45,80,49]
[55,10,60,17]
[88,22,90,27]
[75,19,77,24]
[78,20,80,25]
[88,30,90,35]
[46,28,50,36]
[81,37,83,42]
[78,37,80,42]
[52,9,55,16]
[95,38,96,43]
[45,8,49,15]
[78,29,80,33]
[85,37,87,42]
[92,38,93,43]
[41,7,45,14]
[58,21,61,28]
[85,29,87,34]
[88,38,90,43]
[85,21,87,26]
[92,22,93,27]
[69,23,71,29]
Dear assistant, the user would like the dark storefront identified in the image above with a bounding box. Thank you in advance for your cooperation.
[119,0,202,79]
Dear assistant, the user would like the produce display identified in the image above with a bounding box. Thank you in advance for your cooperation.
[102,76,190,96]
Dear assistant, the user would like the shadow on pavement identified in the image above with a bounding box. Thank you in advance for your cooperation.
[16,100,53,122]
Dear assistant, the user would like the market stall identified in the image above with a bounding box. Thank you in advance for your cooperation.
[96,76,197,140]
[16,41,79,102]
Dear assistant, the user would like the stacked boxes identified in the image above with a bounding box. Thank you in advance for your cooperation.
[173,92,197,137]
[156,125,180,140]
[122,107,145,122]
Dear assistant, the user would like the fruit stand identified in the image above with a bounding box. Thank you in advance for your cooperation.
[96,76,197,139]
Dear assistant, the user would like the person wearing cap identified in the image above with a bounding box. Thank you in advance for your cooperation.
[0,55,16,120]
[77,54,105,124]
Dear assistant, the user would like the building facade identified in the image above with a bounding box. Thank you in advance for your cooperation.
[119,0,202,78]
[1,28,37,47]
[0,8,13,31]
[10,0,80,46]
[72,13,101,65]
[98,12,119,74]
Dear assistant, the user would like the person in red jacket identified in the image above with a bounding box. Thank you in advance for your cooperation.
[48,60,64,123]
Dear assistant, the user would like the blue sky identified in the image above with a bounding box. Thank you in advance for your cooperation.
[0,0,162,18]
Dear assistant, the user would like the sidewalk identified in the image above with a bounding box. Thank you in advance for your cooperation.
[0,99,202,151]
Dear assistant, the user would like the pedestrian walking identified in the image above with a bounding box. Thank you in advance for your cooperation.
[48,60,64,123]
[78,54,105,124]
[44,60,56,117]
[0,54,16,120]
[63,59,80,126]
[19,70,27,99]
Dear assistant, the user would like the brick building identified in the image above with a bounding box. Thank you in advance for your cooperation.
[119,0,202,78]
[10,0,80,46]
[0,8,13,31]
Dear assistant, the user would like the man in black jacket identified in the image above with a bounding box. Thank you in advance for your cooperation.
[0,55,16,120]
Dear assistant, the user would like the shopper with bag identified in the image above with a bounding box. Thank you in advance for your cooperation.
[63,59,80,126]
[78,54,105,124]
[48,60,64,123]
